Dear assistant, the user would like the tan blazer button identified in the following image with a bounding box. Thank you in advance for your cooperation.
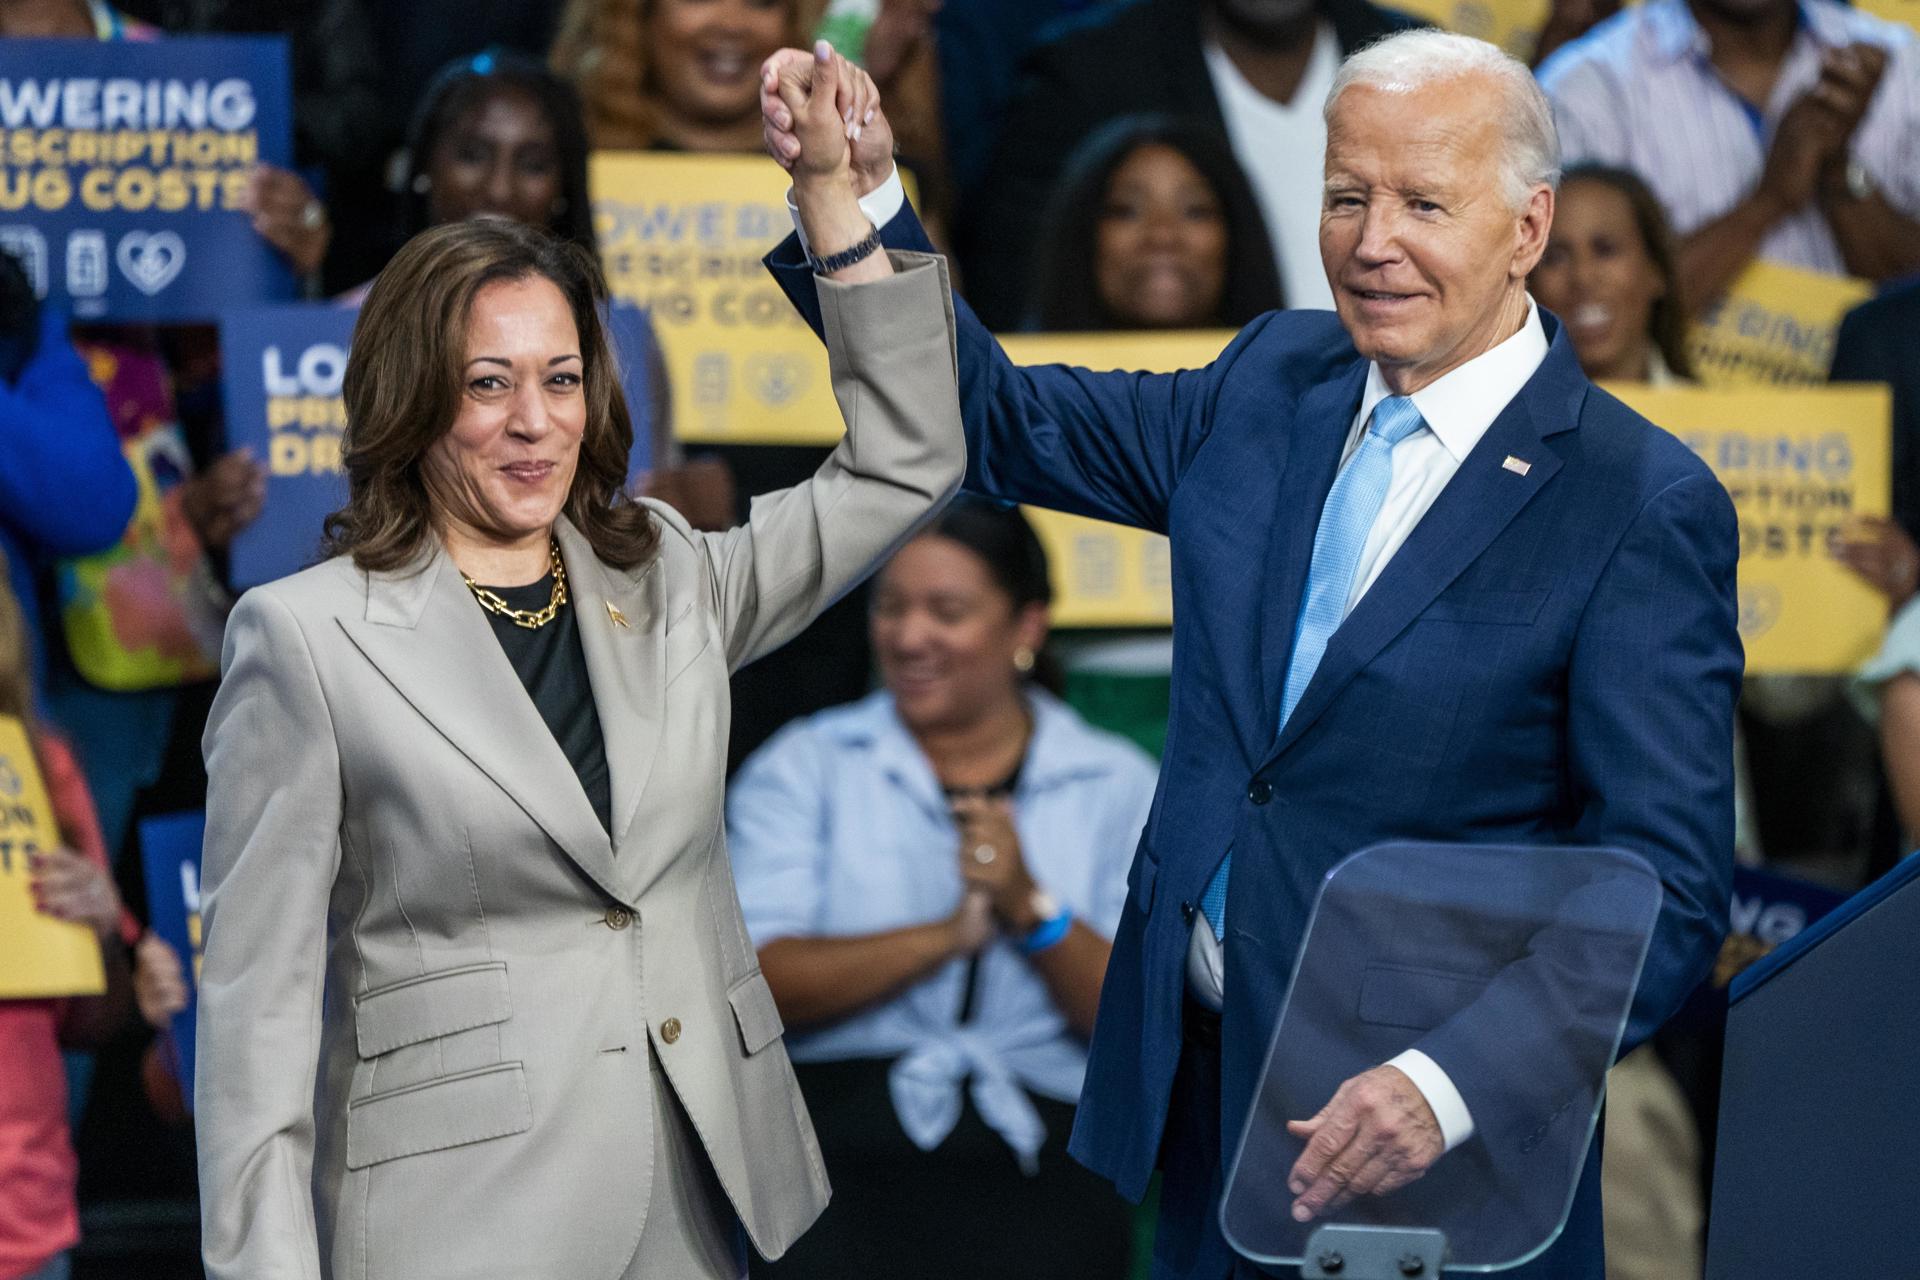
[660,1017,681,1045]
[604,906,633,930]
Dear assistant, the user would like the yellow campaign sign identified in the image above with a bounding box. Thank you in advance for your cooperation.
[1612,384,1893,675]
[1689,260,1872,389]
[1853,0,1920,34]
[1390,0,1550,59]
[0,716,105,998]
[998,331,1236,627]
[593,152,855,445]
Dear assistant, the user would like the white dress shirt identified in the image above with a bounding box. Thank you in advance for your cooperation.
[1184,302,1550,1152]
[1201,25,1340,311]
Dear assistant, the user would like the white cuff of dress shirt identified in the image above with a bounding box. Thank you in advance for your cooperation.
[785,164,907,255]
[1386,1048,1475,1152]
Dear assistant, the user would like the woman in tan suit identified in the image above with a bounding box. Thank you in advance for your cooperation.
[195,50,961,1280]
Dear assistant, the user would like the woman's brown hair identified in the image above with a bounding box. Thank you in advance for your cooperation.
[1559,163,1696,381]
[550,0,808,149]
[323,218,658,572]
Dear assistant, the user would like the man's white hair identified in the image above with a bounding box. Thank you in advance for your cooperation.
[1324,30,1561,210]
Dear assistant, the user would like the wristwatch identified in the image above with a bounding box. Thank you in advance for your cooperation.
[805,221,882,275]
[1017,889,1073,954]
[1027,888,1062,927]
[1844,157,1875,203]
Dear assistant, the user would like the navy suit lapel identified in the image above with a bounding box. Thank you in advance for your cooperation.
[1258,362,1368,729]
[1267,333,1589,765]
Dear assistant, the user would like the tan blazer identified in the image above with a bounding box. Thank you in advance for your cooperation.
[195,255,962,1280]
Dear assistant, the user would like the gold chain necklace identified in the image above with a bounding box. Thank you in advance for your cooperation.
[462,539,569,629]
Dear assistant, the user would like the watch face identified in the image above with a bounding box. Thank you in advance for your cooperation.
[1846,159,1873,202]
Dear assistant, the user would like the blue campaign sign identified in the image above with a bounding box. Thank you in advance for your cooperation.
[223,299,659,588]
[0,36,296,321]
[138,810,205,1106]
[221,303,351,588]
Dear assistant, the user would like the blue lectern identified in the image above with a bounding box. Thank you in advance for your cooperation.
[1705,853,1920,1277]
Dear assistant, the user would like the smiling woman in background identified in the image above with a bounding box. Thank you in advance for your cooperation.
[726,499,1153,1280]
[551,0,804,151]
[1028,115,1282,332]
[396,49,601,257]
[1527,163,1694,386]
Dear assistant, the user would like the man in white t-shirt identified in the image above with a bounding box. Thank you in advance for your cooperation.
[959,0,1418,329]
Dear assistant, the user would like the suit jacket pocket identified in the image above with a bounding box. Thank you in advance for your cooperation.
[664,605,711,686]
[728,970,785,1055]
[354,962,511,1059]
[1356,963,1491,1032]
[344,1061,531,1169]
[1420,587,1550,626]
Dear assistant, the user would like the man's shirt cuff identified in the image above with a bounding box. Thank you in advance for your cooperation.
[785,164,907,255]
[1387,1048,1475,1152]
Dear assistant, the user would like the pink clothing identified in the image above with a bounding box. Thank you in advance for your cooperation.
[0,735,114,1279]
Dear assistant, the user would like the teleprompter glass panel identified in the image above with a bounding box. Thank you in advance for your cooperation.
[1220,842,1663,1270]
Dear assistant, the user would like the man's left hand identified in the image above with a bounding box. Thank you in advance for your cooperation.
[1285,1064,1445,1222]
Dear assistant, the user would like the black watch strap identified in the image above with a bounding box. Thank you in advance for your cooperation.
[806,222,883,276]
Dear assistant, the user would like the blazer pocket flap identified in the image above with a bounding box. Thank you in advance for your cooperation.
[1421,587,1550,625]
[727,971,785,1055]
[354,962,511,1059]
[1356,963,1491,1031]
[345,1061,531,1169]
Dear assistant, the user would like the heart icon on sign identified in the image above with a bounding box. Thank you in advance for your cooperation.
[116,231,186,296]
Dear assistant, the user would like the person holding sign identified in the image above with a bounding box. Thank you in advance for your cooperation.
[764,29,1739,1280]
[196,44,962,1280]
[0,572,136,1280]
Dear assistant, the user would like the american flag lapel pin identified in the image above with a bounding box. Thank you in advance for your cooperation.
[606,601,631,629]
[1502,455,1532,476]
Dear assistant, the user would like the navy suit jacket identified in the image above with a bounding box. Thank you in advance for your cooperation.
[767,209,1739,1278]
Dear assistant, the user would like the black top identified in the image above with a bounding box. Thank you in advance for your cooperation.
[478,573,613,835]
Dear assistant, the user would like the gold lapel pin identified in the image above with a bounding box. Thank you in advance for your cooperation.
[1502,455,1533,476]
[606,601,631,629]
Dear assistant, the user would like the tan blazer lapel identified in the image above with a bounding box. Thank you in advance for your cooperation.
[337,539,625,903]
[554,518,664,854]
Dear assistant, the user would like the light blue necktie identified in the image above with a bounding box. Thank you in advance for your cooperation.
[1199,395,1427,940]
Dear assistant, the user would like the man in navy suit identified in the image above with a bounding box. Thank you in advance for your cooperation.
[761,30,1738,1279]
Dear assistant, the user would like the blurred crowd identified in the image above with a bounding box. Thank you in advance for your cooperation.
[1,0,1916,1277]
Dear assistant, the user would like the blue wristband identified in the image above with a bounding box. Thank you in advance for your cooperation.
[1018,910,1073,954]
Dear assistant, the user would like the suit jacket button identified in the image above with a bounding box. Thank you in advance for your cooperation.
[1180,900,1196,926]
[1247,779,1273,805]
[660,1017,682,1045]
[604,906,633,930]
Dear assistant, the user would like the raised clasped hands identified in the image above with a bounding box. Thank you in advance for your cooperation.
[1283,1063,1446,1223]
[761,42,896,199]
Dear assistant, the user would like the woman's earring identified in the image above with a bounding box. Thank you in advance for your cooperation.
[1014,648,1036,675]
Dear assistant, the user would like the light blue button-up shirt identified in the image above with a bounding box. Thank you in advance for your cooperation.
[727,689,1156,1168]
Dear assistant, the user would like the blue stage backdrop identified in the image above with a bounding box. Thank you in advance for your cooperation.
[0,37,297,320]
[138,810,205,1106]
[222,300,659,588]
